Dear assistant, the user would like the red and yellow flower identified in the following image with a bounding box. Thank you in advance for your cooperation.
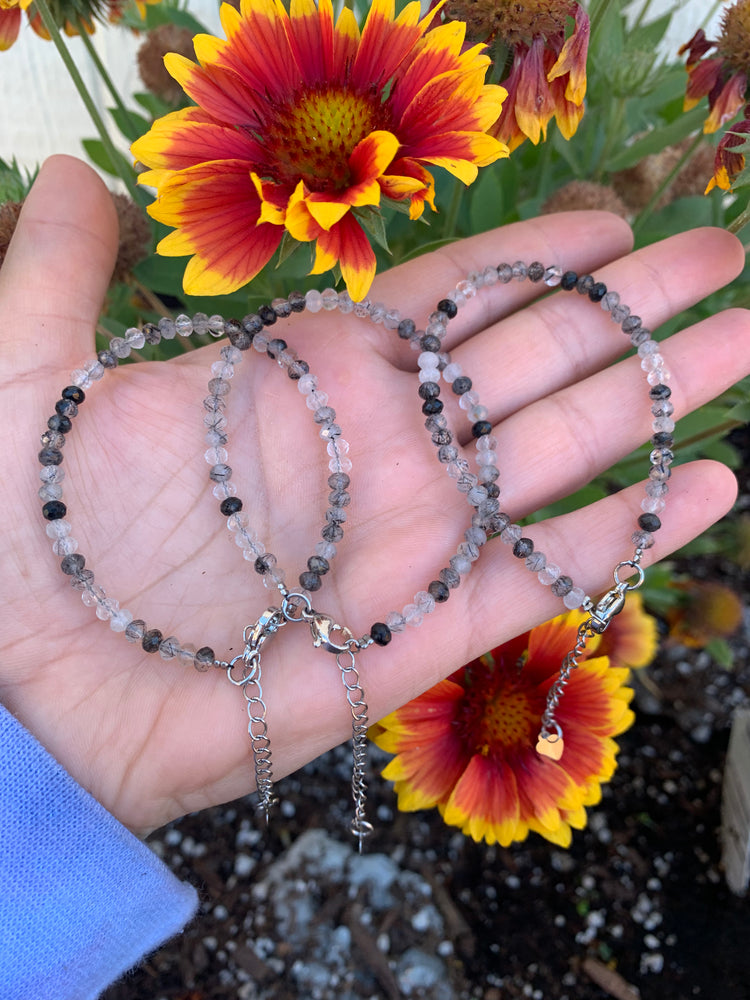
[437,0,589,152]
[131,0,508,302]
[373,599,657,847]
[680,2,750,192]
[0,0,159,50]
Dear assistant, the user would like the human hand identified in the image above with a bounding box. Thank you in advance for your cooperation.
[1,156,748,836]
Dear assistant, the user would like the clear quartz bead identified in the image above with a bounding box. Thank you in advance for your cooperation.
[652,416,675,433]
[544,265,562,287]
[177,643,197,667]
[298,372,318,395]
[205,446,228,465]
[402,603,424,626]
[53,536,78,556]
[40,466,65,484]
[563,587,586,610]
[442,362,462,382]
[468,404,489,422]
[632,529,654,549]
[221,344,242,364]
[641,495,666,514]
[306,289,323,312]
[158,317,176,340]
[212,481,237,500]
[316,540,337,560]
[456,279,477,299]
[39,483,63,501]
[647,368,670,386]
[207,315,224,337]
[369,302,386,323]
[538,563,561,585]
[96,597,119,621]
[651,399,674,417]
[645,479,669,497]
[322,288,339,311]
[338,292,354,315]
[458,390,480,411]
[415,590,436,614]
[418,351,440,369]
[637,339,660,357]
[175,315,193,337]
[46,520,71,538]
[450,553,472,575]
[252,334,269,353]
[526,551,546,572]
[69,368,92,390]
[211,361,235,379]
[125,327,147,349]
[110,608,133,632]
[81,584,106,607]
[159,636,180,660]
[306,390,329,410]
[353,299,371,317]
[329,455,352,473]
[500,524,522,545]
[384,309,401,330]
[611,304,630,324]
[482,265,498,286]
[110,338,130,359]
[385,611,406,633]
[419,368,441,383]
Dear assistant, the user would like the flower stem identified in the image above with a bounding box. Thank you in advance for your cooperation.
[631,0,654,31]
[33,0,141,204]
[632,131,706,236]
[75,17,142,143]
[728,198,750,235]
[443,179,465,239]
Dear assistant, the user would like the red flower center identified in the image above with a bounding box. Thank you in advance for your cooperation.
[258,86,391,192]
[457,669,540,755]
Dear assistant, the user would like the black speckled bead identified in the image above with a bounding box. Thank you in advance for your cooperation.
[651,431,674,448]
[299,570,322,592]
[195,646,216,669]
[288,290,306,312]
[242,313,263,336]
[55,399,78,418]
[638,513,661,532]
[471,420,492,438]
[47,413,72,434]
[307,555,330,575]
[649,384,671,400]
[588,282,607,302]
[397,318,416,340]
[513,538,534,559]
[258,304,277,326]
[142,628,163,653]
[527,261,545,282]
[560,270,578,291]
[370,622,392,646]
[60,553,85,575]
[437,298,458,319]
[39,447,64,466]
[551,575,573,597]
[61,385,86,404]
[219,496,243,516]
[42,500,67,520]
[418,381,440,400]
[452,376,472,395]
[266,338,287,359]
[226,318,253,351]
[428,580,450,603]
[420,334,441,353]
[422,398,443,416]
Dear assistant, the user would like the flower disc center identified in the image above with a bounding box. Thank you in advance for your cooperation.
[263,87,387,192]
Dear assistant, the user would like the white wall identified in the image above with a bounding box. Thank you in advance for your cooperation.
[0,0,724,179]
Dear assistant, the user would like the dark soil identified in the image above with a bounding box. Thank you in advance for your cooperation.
[101,626,750,1000]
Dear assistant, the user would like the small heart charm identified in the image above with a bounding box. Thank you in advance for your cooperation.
[536,733,564,760]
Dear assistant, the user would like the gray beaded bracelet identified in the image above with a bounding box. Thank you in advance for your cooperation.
[39,260,673,839]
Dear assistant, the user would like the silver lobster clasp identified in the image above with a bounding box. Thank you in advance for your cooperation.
[588,585,627,634]
[244,607,284,653]
[309,613,354,654]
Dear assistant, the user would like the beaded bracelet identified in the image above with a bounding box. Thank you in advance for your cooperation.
[38,259,674,843]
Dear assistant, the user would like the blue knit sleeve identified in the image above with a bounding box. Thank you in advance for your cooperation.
[0,704,199,1000]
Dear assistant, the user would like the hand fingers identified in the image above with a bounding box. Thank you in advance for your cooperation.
[362,210,633,367]
[0,156,119,375]
[451,304,750,517]
[445,227,745,426]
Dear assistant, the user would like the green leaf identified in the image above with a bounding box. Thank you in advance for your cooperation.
[628,11,675,51]
[704,638,734,670]
[604,106,707,171]
[467,168,505,234]
[353,205,390,253]
[276,231,306,268]
[81,138,134,182]
[133,91,172,120]
[108,106,151,144]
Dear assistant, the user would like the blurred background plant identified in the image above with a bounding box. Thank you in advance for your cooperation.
[1,0,747,765]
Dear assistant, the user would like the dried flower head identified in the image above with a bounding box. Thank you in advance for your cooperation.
[0,200,23,269]
[540,179,629,219]
[110,192,152,283]
[137,23,196,105]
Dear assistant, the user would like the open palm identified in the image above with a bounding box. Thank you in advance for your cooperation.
[2,156,748,836]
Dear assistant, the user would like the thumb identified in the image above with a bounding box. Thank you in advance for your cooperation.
[0,155,119,376]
